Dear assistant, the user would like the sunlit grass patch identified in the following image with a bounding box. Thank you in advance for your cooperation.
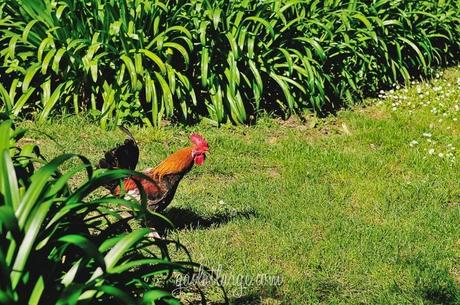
[14,68,460,304]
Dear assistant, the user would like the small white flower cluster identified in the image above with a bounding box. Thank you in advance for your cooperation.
[377,69,459,162]
[410,131,456,161]
[425,143,456,161]
[379,74,459,121]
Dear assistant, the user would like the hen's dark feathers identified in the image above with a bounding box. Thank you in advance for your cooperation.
[98,126,139,171]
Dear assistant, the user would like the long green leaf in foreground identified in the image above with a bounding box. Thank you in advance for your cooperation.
[0,120,222,304]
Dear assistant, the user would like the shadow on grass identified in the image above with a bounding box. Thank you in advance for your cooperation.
[163,207,257,230]
[176,285,282,305]
[421,280,460,305]
[201,294,259,305]
[226,294,263,305]
[205,287,283,305]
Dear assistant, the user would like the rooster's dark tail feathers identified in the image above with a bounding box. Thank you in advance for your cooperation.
[98,126,140,192]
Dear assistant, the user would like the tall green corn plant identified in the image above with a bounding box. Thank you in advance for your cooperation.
[259,0,332,112]
[1,0,460,125]
[318,0,459,107]
[0,119,221,304]
[195,0,317,124]
[193,0,249,125]
[0,0,195,127]
[189,0,459,121]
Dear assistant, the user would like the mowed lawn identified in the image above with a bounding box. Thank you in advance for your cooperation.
[19,68,460,304]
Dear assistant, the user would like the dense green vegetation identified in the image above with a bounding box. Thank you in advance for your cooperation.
[1,0,459,127]
[1,0,460,302]
[17,68,460,304]
[0,119,224,304]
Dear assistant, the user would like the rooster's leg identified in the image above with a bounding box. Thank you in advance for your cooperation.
[147,229,161,239]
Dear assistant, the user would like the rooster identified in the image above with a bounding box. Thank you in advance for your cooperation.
[98,127,209,213]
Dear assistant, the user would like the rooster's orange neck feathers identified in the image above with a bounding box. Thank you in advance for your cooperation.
[150,147,194,178]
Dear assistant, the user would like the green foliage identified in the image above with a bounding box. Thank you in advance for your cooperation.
[0,119,216,304]
[10,68,460,303]
[0,0,459,126]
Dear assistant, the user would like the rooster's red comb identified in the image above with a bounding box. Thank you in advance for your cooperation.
[190,133,209,150]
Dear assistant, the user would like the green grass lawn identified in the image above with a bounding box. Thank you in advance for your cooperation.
[19,68,460,304]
